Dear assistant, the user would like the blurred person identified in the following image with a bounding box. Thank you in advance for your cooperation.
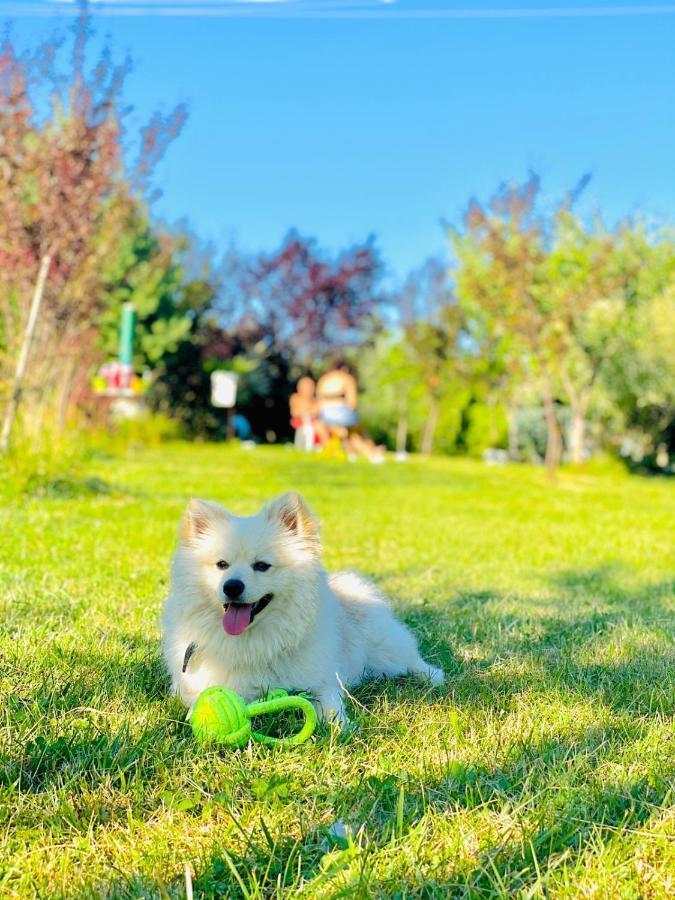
[316,361,384,461]
[316,361,359,433]
[233,414,252,441]
[347,429,386,464]
[290,376,317,451]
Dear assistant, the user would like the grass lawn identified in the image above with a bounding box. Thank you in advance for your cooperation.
[1,444,673,898]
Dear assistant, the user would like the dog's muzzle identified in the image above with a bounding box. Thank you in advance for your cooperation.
[222,592,274,622]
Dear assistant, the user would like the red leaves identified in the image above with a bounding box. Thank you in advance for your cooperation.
[224,231,385,359]
[135,104,187,191]
[0,3,186,436]
[0,6,185,296]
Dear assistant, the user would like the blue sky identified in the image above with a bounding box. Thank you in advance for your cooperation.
[7,1,675,279]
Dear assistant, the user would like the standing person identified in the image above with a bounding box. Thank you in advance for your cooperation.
[290,376,317,451]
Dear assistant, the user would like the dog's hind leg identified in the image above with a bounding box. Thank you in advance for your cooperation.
[407,658,445,685]
[373,650,445,685]
[365,616,445,685]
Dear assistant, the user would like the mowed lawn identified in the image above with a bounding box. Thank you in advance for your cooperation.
[1,445,673,898]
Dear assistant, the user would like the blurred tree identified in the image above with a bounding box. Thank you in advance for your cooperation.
[358,329,506,457]
[450,174,642,473]
[207,231,390,443]
[0,1,185,450]
[397,258,470,454]
[100,215,225,437]
[598,278,675,464]
[359,257,493,456]
[452,175,563,474]
[358,333,427,453]
[544,213,641,463]
[99,209,204,369]
[219,230,387,363]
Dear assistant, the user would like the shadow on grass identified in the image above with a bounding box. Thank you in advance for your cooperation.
[1,633,177,793]
[101,725,671,897]
[398,565,673,719]
[23,474,139,499]
[5,564,672,798]
[104,834,328,899]
[342,728,671,897]
[3,564,672,895]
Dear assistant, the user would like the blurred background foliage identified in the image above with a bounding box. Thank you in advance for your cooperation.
[0,7,673,478]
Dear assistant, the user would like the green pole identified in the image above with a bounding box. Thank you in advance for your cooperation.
[119,302,136,366]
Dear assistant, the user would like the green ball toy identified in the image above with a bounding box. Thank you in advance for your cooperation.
[188,686,317,749]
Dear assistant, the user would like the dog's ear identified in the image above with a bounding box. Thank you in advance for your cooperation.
[181,499,227,544]
[265,492,320,550]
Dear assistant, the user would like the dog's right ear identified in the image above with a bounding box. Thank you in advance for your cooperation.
[181,499,227,544]
[264,492,321,552]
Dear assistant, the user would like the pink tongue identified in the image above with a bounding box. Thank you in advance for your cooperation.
[223,604,253,636]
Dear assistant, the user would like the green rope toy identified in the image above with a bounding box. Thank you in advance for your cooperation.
[188,686,317,749]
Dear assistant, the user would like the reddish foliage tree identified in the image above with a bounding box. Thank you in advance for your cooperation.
[0,1,186,450]
[220,230,386,362]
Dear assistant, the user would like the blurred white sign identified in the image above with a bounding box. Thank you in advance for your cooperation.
[211,371,238,408]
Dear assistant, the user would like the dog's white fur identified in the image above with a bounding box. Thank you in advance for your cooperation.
[162,492,443,724]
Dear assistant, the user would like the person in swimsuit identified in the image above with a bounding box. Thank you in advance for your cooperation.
[316,362,359,431]
[315,361,386,461]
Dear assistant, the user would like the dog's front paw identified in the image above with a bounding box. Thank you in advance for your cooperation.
[314,693,349,729]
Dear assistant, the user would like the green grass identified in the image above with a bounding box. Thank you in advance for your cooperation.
[1,444,673,898]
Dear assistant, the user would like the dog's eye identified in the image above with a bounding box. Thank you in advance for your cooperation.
[216,560,230,570]
[252,561,271,572]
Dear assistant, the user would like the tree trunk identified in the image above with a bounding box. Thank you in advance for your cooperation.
[560,371,590,467]
[396,407,408,455]
[57,352,78,433]
[542,382,562,479]
[569,404,587,465]
[1,253,52,453]
[421,397,440,456]
[507,402,520,460]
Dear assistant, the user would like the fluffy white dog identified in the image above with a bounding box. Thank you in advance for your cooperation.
[162,492,443,724]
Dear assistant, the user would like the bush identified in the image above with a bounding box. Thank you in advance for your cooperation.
[103,411,184,451]
[0,427,90,498]
[561,452,630,478]
[461,401,509,457]
[0,410,187,498]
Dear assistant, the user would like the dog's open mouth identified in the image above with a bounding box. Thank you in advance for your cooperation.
[222,593,274,636]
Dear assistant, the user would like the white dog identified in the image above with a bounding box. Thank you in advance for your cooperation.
[162,492,443,724]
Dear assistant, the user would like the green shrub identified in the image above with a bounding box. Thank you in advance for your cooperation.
[561,452,630,478]
[0,428,88,498]
[104,411,184,451]
[0,412,184,498]
[461,401,509,457]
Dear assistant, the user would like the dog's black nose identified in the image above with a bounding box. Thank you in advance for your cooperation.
[223,578,245,600]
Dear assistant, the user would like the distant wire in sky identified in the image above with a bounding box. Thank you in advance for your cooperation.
[7,2,675,18]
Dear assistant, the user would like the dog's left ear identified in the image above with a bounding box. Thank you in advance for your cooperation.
[265,492,320,550]
[181,498,228,544]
